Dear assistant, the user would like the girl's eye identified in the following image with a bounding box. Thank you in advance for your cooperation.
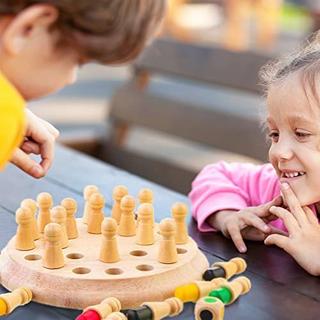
[295,131,311,138]
[268,131,279,142]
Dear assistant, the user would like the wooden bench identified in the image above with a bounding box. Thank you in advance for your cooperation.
[100,37,274,194]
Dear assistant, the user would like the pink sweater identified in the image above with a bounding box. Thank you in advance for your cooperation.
[189,161,285,232]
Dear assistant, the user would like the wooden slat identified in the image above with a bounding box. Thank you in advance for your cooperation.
[110,85,269,161]
[135,38,273,94]
[100,143,197,194]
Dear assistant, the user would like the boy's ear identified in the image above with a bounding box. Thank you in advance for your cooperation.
[2,4,59,55]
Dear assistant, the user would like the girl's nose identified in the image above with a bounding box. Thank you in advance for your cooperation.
[269,139,294,161]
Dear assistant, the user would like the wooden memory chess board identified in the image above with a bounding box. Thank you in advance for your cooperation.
[0,218,209,310]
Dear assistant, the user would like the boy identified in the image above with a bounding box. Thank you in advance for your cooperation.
[0,0,166,177]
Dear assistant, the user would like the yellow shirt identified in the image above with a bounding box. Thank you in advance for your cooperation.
[0,73,25,169]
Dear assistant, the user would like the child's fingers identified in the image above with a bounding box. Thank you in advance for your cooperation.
[255,195,282,217]
[264,234,289,251]
[302,206,318,225]
[21,141,41,154]
[268,225,289,236]
[40,118,60,138]
[227,224,247,253]
[10,149,45,178]
[280,183,307,227]
[242,214,271,233]
[269,206,298,235]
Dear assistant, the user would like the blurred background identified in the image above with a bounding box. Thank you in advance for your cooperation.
[29,0,319,194]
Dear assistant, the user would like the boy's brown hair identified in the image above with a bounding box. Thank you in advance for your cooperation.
[0,0,166,63]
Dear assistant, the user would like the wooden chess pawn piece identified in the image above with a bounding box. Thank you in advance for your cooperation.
[42,223,65,269]
[136,203,154,245]
[100,218,120,263]
[80,297,122,320]
[171,202,188,244]
[0,287,33,316]
[37,192,53,233]
[82,185,99,224]
[158,218,177,264]
[15,207,35,251]
[87,192,105,234]
[118,195,136,236]
[203,257,247,281]
[194,296,225,320]
[138,188,153,204]
[20,198,40,240]
[51,206,69,249]
[137,188,154,227]
[61,197,78,239]
[143,297,183,320]
[111,185,128,224]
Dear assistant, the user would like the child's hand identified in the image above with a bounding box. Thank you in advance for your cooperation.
[209,196,284,253]
[265,183,320,276]
[10,109,59,178]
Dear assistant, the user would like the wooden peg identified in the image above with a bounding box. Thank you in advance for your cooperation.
[83,297,122,319]
[82,185,99,224]
[105,312,128,320]
[224,276,251,304]
[100,218,120,263]
[51,206,69,249]
[136,203,154,245]
[61,197,78,239]
[174,278,227,302]
[42,223,64,269]
[118,195,136,236]
[111,185,128,224]
[15,207,35,251]
[171,202,188,244]
[143,297,183,320]
[0,287,32,316]
[208,257,247,280]
[158,218,177,264]
[37,192,53,233]
[20,198,40,240]
[87,192,105,234]
[194,297,225,320]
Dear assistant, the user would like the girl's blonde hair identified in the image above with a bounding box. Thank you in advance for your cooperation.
[260,32,320,98]
[0,0,166,64]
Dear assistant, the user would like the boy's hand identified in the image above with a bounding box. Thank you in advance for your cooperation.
[10,109,59,178]
[265,183,320,276]
[208,196,284,253]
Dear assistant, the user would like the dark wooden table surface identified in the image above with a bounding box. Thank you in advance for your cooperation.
[0,145,319,320]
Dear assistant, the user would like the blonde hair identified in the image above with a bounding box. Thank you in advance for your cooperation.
[0,0,167,64]
[260,32,320,98]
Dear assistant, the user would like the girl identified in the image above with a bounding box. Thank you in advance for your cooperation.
[190,35,320,276]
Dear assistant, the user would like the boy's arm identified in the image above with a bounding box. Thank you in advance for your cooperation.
[188,161,279,232]
[10,109,59,178]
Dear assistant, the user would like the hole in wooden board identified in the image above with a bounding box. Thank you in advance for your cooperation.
[66,253,84,260]
[136,264,154,272]
[24,254,41,261]
[105,268,124,275]
[72,267,91,275]
[177,248,187,254]
[130,250,147,257]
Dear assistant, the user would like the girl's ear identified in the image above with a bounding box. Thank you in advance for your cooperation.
[1,4,58,55]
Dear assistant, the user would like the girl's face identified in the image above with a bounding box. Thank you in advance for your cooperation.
[267,72,320,206]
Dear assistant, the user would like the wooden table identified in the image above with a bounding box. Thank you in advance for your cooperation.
[0,145,319,320]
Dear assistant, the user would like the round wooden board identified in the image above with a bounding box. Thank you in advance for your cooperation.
[0,219,209,309]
